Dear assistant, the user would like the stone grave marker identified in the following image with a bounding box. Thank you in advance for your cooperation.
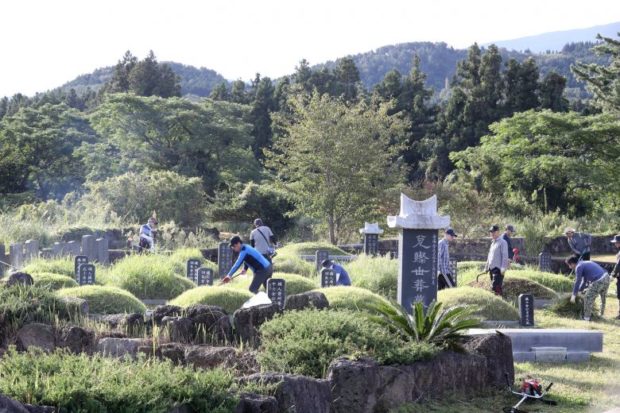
[321,268,337,287]
[315,250,329,273]
[24,240,39,262]
[197,267,214,286]
[78,263,96,285]
[539,251,552,272]
[82,235,97,261]
[519,293,535,327]
[267,278,286,310]
[360,222,383,256]
[52,242,65,258]
[449,259,458,286]
[66,241,81,256]
[186,259,201,283]
[0,244,6,275]
[96,238,109,264]
[388,194,450,313]
[218,242,233,278]
[74,255,89,280]
[10,243,23,270]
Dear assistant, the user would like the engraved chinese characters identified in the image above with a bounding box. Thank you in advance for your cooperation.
[399,230,438,312]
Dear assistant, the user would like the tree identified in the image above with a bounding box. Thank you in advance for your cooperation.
[249,76,276,159]
[333,57,361,102]
[450,110,620,216]
[230,80,248,104]
[210,82,230,101]
[539,72,568,111]
[268,93,407,244]
[572,34,620,113]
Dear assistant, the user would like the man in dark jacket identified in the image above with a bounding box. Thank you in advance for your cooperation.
[502,225,515,262]
[565,228,592,261]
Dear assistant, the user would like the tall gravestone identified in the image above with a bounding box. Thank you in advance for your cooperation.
[186,259,201,283]
[0,244,6,276]
[10,243,23,270]
[387,194,450,313]
[519,293,535,326]
[449,259,458,286]
[24,240,39,262]
[78,263,96,285]
[82,235,97,261]
[360,222,383,256]
[539,251,552,272]
[197,267,214,286]
[74,255,89,280]
[52,242,65,258]
[267,278,286,310]
[315,250,329,273]
[96,238,109,265]
[321,268,337,287]
[218,242,233,278]
[66,241,81,257]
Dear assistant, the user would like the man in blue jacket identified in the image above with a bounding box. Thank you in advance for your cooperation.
[222,236,273,293]
[566,256,611,321]
[322,259,351,286]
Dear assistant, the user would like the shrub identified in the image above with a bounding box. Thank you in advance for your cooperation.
[438,287,519,321]
[56,286,146,315]
[258,309,438,378]
[345,255,397,299]
[0,348,238,413]
[169,287,252,314]
[313,286,390,312]
[101,254,195,300]
[23,258,75,278]
[272,254,315,277]
[227,272,317,295]
[0,286,79,329]
[277,242,349,257]
[30,273,78,290]
[468,276,558,300]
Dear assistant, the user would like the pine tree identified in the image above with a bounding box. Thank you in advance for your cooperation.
[539,72,568,112]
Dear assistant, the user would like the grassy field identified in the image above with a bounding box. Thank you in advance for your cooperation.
[414,299,620,413]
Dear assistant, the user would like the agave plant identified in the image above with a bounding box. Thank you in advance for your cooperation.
[370,300,481,350]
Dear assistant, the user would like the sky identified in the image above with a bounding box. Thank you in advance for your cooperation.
[1,0,619,97]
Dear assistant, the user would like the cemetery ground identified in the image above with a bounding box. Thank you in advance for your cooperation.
[0,246,619,412]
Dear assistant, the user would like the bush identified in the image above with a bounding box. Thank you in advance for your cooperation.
[0,348,238,413]
[272,254,315,277]
[345,255,397,299]
[438,287,519,321]
[101,254,195,300]
[56,286,146,315]
[277,242,349,257]
[30,273,78,290]
[23,258,75,278]
[313,286,390,312]
[227,272,318,295]
[169,287,253,314]
[0,286,79,329]
[258,309,438,378]
[468,276,558,300]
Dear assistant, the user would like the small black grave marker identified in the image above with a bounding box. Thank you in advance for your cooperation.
[218,242,233,278]
[78,263,96,285]
[539,251,552,272]
[315,250,329,273]
[187,259,201,282]
[197,267,214,286]
[74,255,89,280]
[321,268,337,287]
[519,293,535,327]
[267,278,286,309]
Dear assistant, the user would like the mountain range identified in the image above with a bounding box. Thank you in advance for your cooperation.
[58,22,618,100]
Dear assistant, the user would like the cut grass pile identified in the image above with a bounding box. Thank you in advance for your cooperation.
[169,286,253,314]
[312,286,390,312]
[345,255,397,299]
[56,285,146,315]
[438,287,519,321]
[468,276,558,300]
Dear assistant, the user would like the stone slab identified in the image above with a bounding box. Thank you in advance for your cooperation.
[469,328,603,353]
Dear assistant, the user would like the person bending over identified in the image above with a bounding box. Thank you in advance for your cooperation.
[222,236,273,293]
[566,256,610,321]
[321,259,351,286]
[139,217,158,252]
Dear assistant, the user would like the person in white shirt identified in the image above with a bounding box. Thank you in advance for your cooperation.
[485,225,509,296]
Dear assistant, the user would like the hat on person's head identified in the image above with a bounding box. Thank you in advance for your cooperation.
[505,224,516,233]
[253,218,263,227]
[445,228,458,238]
[321,259,333,268]
[229,235,243,247]
[565,256,579,265]
[488,225,500,233]
[564,227,576,235]
[611,234,620,244]
[148,217,158,225]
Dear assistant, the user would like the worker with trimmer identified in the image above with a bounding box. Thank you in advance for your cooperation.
[485,225,509,296]
[222,236,273,293]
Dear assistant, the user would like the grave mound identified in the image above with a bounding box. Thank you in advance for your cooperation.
[56,286,146,315]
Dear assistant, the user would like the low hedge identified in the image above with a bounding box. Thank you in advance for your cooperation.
[272,254,316,277]
[312,286,390,312]
[30,272,78,290]
[258,309,438,378]
[345,255,397,299]
[227,272,317,295]
[23,258,75,278]
[468,276,558,300]
[169,286,253,314]
[56,286,146,315]
[101,254,195,300]
[0,348,238,412]
[438,287,519,321]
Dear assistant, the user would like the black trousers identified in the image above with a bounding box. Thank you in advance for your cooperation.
[438,273,455,290]
[489,267,504,296]
[249,265,274,294]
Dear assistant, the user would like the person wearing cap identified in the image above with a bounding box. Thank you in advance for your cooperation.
[321,259,351,286]
[566,256,610,321]
[565,228,592,261]
[484,225,509,296]
[222,236,273,293]
[139,217,158,252]
[502,225,516,262]
[611,234,620,319]
[438,228,457,290]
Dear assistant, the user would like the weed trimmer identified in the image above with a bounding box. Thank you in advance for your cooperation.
[503,373,557,413]
[475,271,487,282]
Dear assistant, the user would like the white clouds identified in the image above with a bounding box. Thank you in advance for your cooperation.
[1,0,618,96]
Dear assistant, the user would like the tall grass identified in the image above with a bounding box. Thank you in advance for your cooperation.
[56,285,146,314]
[312,286,390,312]
[344,255,398,299]
[23,257,75,278]
[277,242,349,256]
[30,273,78,290]
[438,287,519,321]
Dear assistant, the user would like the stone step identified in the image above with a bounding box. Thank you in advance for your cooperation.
[469,328,603,353]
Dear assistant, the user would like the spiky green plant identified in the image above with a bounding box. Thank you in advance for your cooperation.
[370,300,481,350]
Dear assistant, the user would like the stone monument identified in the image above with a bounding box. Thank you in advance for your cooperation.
[387,194,450,313]
[360,222,383,256]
